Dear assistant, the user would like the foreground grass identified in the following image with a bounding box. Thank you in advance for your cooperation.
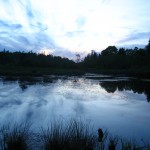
[40,120,96,150]
[0,120,149,150]
[0,123,32,150]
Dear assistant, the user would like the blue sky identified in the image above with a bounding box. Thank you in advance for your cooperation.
[0,0,150,58]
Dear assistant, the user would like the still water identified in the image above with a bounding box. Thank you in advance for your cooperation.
[0,74,150,141]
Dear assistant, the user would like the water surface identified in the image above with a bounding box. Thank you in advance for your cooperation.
[0,74,150,141]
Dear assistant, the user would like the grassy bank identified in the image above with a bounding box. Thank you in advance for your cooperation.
[1,65,150,79]
[85,67,150,79]
[0,120,149,150]
[0,65,85,76]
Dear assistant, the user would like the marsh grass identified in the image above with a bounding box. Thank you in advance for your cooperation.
[40,119,96,150]
[0,120,149,150]
[0,123,32,150]
[120,139,150,150]
[108,136,119,150]
[121,139,137,150]
[98,128,108,150]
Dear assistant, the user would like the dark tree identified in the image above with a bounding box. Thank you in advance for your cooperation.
[118,48,126,56]
[101,46,118,56]
[145,39,150,55]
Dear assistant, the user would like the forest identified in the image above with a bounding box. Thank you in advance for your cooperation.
[0,39,150,76]
[81,39,150,74]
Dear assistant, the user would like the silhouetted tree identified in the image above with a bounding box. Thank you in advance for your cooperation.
[101,46,118,56]
[118,48,126,56]
[0,50,76,69]
[76,54,81,63]
[145,39,150,55]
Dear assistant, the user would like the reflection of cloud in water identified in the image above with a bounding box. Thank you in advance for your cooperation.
[0,99,22,108]
[73,101,85,116]
[0,77,150,140]
[53,79,109,102]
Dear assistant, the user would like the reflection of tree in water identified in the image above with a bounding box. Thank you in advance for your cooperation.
[18,77,42,91]
[18,81,28,91]
[2,76,56,91]
[100,80,150,103]
[100,82,117,93]
[145,91,150,103]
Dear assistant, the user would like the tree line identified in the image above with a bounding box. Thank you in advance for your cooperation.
[0,50,76,69]
[0,39,150,73]
[81,39,150,71]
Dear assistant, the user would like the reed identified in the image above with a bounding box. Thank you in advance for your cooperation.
[0,120,149,150]
[0,123,32,150]
[39,119,96,150]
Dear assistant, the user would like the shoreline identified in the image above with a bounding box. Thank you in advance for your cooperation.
[0,66,150,79]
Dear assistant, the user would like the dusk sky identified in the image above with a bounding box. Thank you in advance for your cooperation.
[0,0,150,58]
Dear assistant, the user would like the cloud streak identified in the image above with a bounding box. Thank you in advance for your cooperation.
[0,20,22,30]
[117,32,150,44]
[0,0,150,57]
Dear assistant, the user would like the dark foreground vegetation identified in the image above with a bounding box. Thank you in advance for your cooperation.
[0,120,149,150]
[0,39,150,77]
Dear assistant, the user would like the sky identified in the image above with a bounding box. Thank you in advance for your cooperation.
[0,0,150,58]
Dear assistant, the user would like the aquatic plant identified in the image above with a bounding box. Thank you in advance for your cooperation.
[0,123,32,150]
[98,128,108,150]
[0,120,149,150]
[40,119,96,150]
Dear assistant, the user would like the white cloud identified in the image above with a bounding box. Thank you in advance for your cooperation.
[0,0,150,57]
